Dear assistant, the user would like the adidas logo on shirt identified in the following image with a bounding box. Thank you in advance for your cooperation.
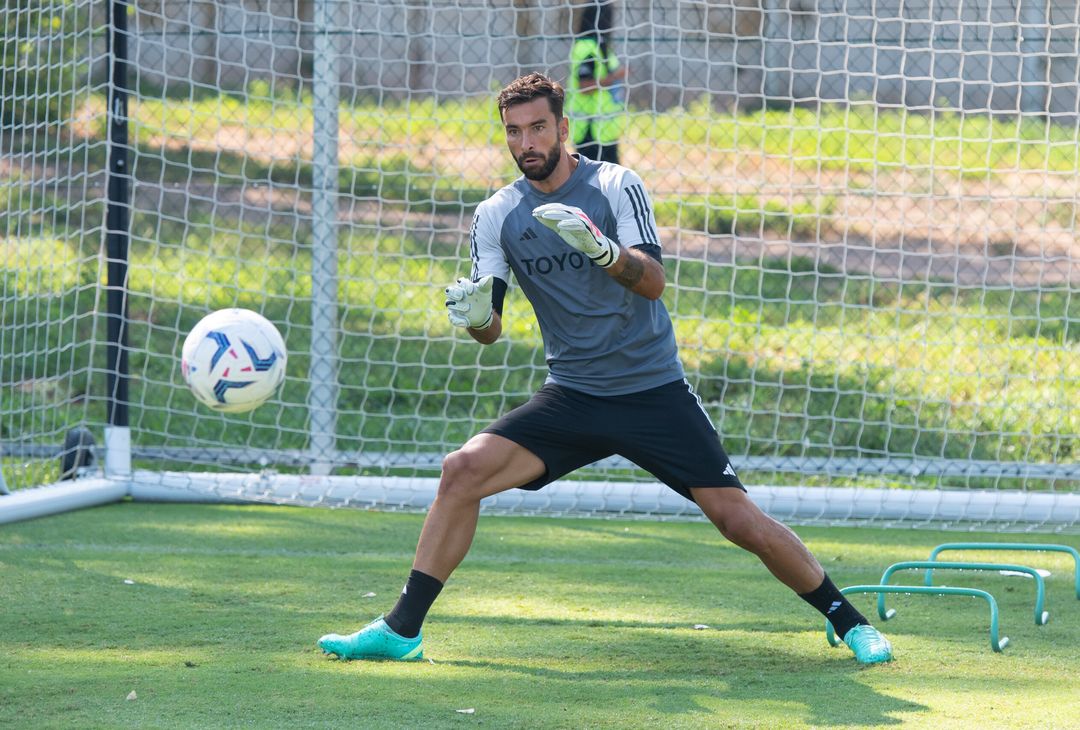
[722,463,737,477]
[519,228,538,241]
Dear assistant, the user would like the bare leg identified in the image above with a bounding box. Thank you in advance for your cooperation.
[691,487,894,663]
[691,487,823,594]
[316,433,544,659]
[413,433,546,582]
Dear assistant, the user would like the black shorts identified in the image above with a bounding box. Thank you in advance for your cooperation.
[481,379,744,501]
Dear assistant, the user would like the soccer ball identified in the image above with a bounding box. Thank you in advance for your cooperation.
[181,308,287,413]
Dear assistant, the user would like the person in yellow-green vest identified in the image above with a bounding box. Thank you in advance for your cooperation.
[567,0,627,164]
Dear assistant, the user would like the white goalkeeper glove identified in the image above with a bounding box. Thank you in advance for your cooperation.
[531,203,621,268]
[444,274,494,330]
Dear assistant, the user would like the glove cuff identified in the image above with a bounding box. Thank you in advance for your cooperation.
[470,311,493,331]
[591,238,620,268]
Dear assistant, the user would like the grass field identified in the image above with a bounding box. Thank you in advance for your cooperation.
[4,225,1077,493]
[2,502,1078,728]
[4,94,1079,488]
[123,92,1080,177]
[3,93,1078,495]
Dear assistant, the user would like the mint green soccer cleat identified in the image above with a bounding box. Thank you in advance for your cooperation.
[843,624,893,665]
[318,617,424,661]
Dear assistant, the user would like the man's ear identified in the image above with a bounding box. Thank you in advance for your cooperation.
[559,116,569,142]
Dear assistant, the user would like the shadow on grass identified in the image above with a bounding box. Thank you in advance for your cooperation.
[433,613,925,726]
[6,504,1075,729]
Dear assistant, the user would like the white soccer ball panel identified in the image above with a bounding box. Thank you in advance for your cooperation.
[181,308,287,413]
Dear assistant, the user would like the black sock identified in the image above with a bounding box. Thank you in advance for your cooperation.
[383,569,444,639]
[798,573,869,639]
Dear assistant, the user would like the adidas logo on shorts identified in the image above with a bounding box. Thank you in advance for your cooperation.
[722,463,737,477]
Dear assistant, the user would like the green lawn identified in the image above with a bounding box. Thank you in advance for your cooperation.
[2,502,1078,728]
[126,93,1080,177]
[4,231,1077,494]
[4,93,1079,491]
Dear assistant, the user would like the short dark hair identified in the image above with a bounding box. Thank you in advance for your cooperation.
[497,73,565,121]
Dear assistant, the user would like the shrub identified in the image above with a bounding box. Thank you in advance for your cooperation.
[1,1,90,129]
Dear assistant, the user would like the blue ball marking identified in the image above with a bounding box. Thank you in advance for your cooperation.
[205,331,231,370]
[213,379,254,404]
[241,339,279,372]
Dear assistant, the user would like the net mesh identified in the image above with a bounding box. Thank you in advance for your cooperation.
[1,0,104,490]
[1,0,1077,528]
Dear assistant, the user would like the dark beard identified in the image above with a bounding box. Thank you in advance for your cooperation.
[516,142,562,181]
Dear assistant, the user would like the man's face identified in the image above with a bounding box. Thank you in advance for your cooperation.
[502,97,567,181]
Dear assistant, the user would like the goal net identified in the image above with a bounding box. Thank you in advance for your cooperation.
[2,0,1078,530]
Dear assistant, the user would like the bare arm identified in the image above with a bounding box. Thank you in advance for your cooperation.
[605,246,665,300]
[467,310,502,345]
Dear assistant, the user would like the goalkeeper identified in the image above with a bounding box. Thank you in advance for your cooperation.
[319,72,893,666]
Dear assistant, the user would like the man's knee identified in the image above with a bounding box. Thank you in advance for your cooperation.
[438,449,482,501]
[694,488,774,551]
[438,434,546,501]
[720,517,774,554]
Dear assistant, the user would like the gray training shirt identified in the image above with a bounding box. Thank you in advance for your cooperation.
[469,155,685,396]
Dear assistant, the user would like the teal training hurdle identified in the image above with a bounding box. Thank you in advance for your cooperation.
[928,543,1080,600]
[878,560,1048,625]
[826,584,1009,653]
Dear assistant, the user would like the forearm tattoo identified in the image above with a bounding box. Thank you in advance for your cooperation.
[612,250,645,290]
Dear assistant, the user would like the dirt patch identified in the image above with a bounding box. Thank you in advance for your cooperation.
[5,123,1079,287]
[627,143,1080,286]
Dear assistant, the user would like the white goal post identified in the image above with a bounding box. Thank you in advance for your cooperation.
[1,0,1078,530]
